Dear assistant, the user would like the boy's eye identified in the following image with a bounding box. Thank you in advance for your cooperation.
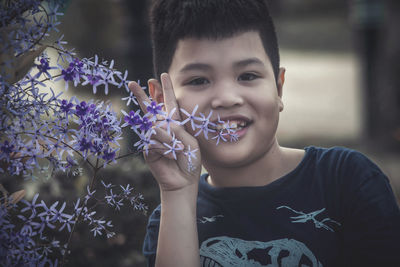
[238,73,259,81]
[186,77,209,86]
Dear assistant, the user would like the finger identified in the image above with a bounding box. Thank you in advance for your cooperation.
[146,140,176,161]
[128,81,151,115]
[160,73,182,121]
[155,116,198,152]
[152,123,197,162]
[148,127,186,161]
[151,126,174,145]
[167,123,200,163]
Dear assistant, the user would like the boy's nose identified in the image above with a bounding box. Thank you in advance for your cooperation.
[210,83,244,109]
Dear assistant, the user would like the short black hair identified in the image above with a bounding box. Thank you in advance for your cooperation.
[149,0,280,82]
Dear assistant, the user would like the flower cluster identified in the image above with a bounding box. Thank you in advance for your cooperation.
[71,99,122,164]
[0,181,146,266]
[0,1,127,179]
[101,181,147,213]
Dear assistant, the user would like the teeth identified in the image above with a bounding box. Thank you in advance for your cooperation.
[215,120,247,131]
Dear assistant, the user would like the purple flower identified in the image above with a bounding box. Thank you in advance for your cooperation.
[82,74,103,94]
[60,99,74,113]
[59,214,75,232]
[69,58,84,73]
[229,132,239,142]
[102,70,119,95]
[20,193,41,216]
[0,140,14,155]
[162,133,183,160]
[91,225,103,237]
[212,130,228,145]
[134,202,148,212]
[82,206,96,222]
[85,186,96,203]
[134,131,156,155]
[184,145,198,165]
[120,184,133,196]
[180,105,200,130]
[78,137,92,152]
[123,110,142,127]
[61,67,75,82]
[75,101,89,117]
[23,72,46,89]
[38,200,54,219]
[49,201,69,223]
[194,111,216,140]
[48,4,64,19]
[55,34,67,50]
[102,148,116,162]
[105,189,118,206]
[145,100,164,116]
[101,180,114,189]
[158,107,179,134]
[35,58,54,78]
[31,216,56,235]
[117,70,130,92]
[92,140,104,153]
[121,92,138,106]
[139,116,152,131]
[114,199,124,211]
[65,155,78,168]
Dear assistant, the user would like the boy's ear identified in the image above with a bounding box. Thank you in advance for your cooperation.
[277,67,285,98]
[277,67,285,112]
[148,79,164,104]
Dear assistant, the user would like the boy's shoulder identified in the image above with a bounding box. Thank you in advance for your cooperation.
[306,145,384,177]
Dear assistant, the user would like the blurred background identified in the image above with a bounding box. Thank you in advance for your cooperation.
[9,0,400,266]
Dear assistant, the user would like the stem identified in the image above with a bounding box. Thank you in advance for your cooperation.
[17,73,63,92]
[15,4,50,58]
[42,134,95,170]
[1,1,45,26]
[8,131,95,170]
[115,147,170,162]
[60,159,100,267]
[0,183,8,206]
[113,150,141,161]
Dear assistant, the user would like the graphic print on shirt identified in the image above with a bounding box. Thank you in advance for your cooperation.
[198,215,224,224]
[199,236,323,267]
[276,206,341,232]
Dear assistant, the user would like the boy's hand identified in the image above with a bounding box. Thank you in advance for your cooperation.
[128,73,201,192]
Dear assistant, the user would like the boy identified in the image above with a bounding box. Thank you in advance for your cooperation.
[129,0,400,266]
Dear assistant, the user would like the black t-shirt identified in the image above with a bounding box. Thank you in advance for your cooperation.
[143,146,400,266]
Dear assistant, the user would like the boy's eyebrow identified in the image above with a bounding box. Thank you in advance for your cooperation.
[179,58,265,73]
[179,63,212,73]
[233,57,265,68]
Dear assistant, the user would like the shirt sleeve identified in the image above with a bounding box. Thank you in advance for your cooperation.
[142,205,161,267]
[340,152,400,267]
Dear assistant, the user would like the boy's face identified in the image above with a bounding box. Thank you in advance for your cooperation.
[166,31,285,169]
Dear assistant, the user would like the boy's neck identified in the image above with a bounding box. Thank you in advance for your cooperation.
[204,141,305,188]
